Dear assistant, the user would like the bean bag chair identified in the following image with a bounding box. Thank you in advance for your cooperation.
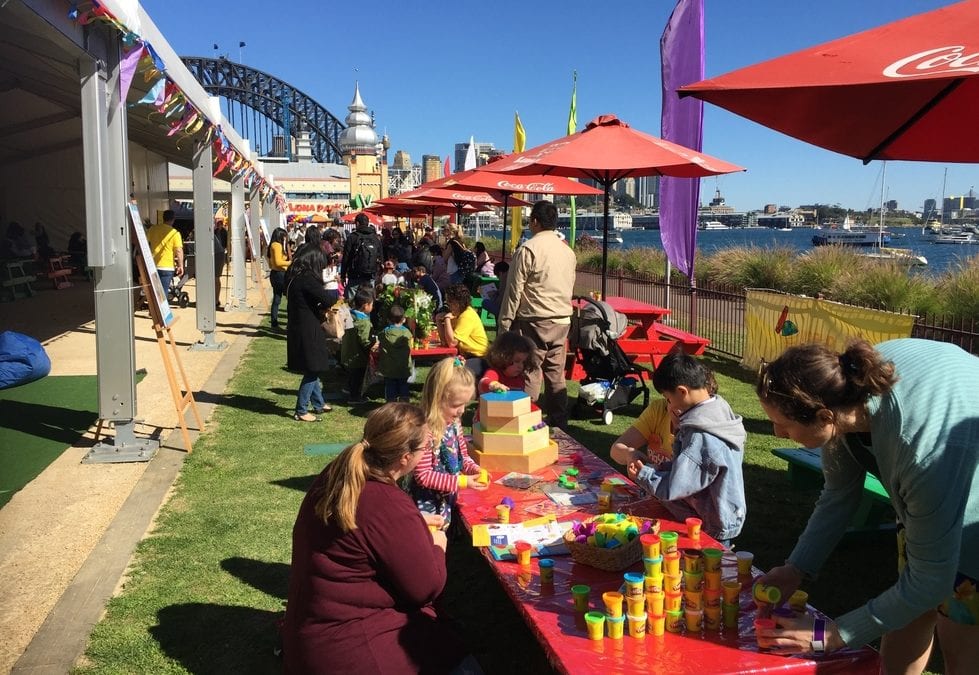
[0,331,51,389]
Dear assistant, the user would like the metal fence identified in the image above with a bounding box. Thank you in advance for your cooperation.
[574,267,979,358]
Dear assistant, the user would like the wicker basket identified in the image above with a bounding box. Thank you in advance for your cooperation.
[563,517,660,572]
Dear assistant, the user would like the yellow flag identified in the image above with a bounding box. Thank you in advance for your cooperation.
[510,111,526,254]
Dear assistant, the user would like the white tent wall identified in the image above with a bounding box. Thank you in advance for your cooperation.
[0,145,86,251]
[0,142,171,250]
[128,142,171,225]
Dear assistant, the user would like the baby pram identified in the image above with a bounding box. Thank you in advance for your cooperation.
[168,242,192,308]
[569,295,649,425]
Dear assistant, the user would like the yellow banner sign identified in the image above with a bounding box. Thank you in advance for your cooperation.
[743,289,916,369]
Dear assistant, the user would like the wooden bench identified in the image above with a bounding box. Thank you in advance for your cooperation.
[470,297,497,330]
[1,260,36,301]
[772,447,895,532]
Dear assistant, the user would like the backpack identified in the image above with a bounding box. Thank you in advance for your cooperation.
[451,240,477,280]
[347,231,380,279]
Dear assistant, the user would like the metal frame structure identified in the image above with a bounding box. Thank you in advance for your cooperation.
[181,57,345,163]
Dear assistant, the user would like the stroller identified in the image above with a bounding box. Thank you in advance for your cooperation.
[168,242,193,308]
[569,296,649,424]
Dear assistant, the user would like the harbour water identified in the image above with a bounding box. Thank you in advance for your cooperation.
[480,226,977,276]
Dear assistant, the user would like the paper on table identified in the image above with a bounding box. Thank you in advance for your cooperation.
[471,519,573,560]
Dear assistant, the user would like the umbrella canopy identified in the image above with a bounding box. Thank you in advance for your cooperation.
[429,167,603,197]
[430,167,603,257]
[400,187,532,208]
[679,1,979,163]
[482,114,743,294]
[304,213,331,223]
[368,198,486,221]
[339,211,385,227]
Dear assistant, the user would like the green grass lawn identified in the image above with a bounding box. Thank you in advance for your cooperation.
[75,320,940,673]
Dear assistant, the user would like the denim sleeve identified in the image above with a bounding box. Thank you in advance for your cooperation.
[635,434,715,501]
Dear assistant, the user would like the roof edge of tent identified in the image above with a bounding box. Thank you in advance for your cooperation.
[92,1,281,202]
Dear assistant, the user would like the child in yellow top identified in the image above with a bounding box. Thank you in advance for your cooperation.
[435,284,488,377]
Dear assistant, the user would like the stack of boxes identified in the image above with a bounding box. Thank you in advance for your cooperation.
[471,391,558,473]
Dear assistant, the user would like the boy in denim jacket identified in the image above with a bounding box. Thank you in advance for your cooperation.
[624,353,746,545]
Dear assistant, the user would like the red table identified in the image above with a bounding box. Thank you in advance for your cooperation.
[455,430,879,674]
[410,344,458,361]
[598,296,671,341]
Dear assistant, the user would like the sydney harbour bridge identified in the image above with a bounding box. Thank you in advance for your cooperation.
[180,57,419,193]
[181,56,346,164]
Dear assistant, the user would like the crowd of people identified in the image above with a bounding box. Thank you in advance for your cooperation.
[278,205,978,674]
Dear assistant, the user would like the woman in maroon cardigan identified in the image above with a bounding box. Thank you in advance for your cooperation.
[282,403,468,674]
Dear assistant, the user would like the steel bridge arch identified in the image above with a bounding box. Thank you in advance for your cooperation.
[181,56,345,163]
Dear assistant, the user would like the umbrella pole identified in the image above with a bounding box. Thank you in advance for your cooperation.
[601,183,610,299]
[501,194,509,261]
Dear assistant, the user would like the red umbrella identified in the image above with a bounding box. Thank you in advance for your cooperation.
[396,187,532,228]
[340,210,385,227]
[428,165,603,259]
[368,198,486,224]
[679,1,979,163]
[483,114,743,295]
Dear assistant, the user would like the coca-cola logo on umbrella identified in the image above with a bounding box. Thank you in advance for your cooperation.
[883,46,979,78]
[495,180,556,192]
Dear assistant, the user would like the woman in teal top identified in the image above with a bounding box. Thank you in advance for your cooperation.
[755,338,979,673]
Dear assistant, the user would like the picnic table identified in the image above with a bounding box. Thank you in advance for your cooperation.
[566,296,710,378]
[455,430,880,674]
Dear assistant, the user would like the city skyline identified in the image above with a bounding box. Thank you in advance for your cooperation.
[142,0,978,213]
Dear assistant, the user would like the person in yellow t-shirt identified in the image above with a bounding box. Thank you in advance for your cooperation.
[146,209,184,293]
[610,398,675,468]
[436,284,488,376]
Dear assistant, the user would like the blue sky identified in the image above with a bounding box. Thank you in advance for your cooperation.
[142,0,976,213]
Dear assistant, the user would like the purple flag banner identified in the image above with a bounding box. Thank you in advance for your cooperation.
[660,0,704,278]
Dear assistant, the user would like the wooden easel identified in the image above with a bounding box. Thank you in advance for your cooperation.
[129,211,204,453]
[132,251,203,452]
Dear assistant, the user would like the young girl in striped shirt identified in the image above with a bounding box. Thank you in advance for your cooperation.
[408,357,486,527]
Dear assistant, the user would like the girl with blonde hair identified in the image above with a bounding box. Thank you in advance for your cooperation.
[408,357,486,527]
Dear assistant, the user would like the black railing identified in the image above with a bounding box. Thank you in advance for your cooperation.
[573,267,979,359]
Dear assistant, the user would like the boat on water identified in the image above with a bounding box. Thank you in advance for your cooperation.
[812,215,889,247]
[860,247,928,266]
[698,220,728,231]
[934,232,978,245]
[812,230,890,247]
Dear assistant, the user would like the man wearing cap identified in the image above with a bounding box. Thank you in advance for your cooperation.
[498,201,576,429]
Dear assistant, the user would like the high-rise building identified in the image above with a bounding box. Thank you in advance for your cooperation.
[422,155,442,183]
[923,198,937,219]
[453,140,497,172]
[392,150,412,170]
[635,176,659,209]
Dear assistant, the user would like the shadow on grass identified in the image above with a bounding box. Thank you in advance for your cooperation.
[194,390,286,417]
[0,400,96,445]
[221,557,289,600]
[151,603,282,674]
[271,475,317,493]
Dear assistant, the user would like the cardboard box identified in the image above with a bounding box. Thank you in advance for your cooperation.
[471,440,559,473]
